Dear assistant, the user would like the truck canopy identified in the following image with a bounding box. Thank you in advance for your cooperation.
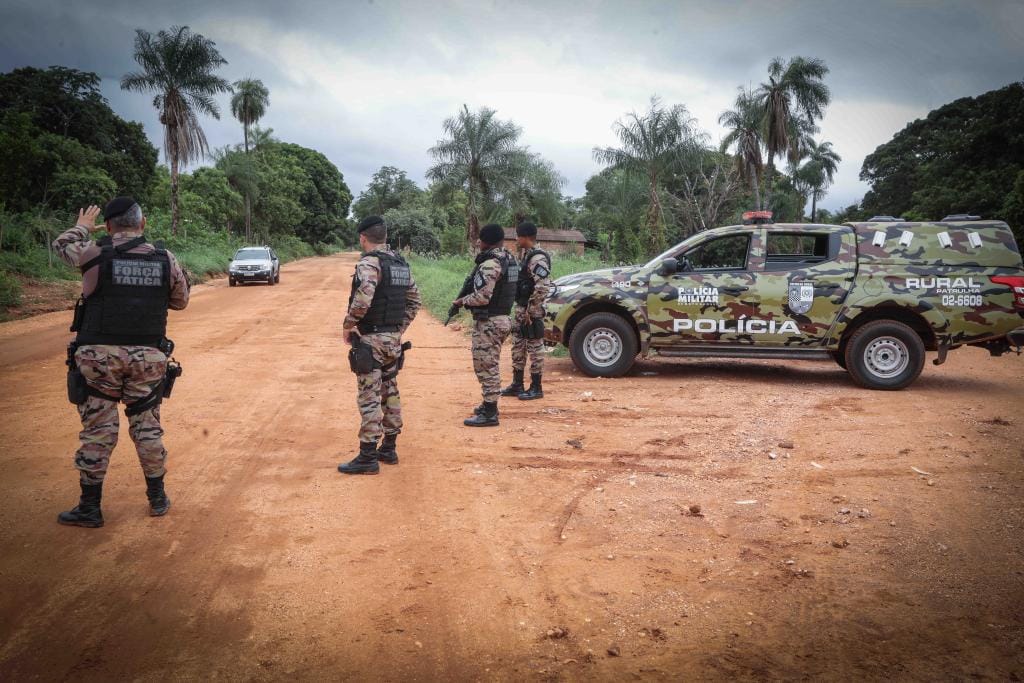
[848,220,1022,268]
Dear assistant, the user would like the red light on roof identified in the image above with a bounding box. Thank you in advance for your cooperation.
[742,210,773,220]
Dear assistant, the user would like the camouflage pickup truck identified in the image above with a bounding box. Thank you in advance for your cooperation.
[544,214,1024,389]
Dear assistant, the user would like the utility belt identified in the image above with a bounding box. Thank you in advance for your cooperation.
[357,322,402,334]
[66,338,183,416]
[349,339,413,380]
[519,317,545,340]
[469,309,511,321]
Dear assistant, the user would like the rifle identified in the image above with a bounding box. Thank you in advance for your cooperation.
[445,274,475,326]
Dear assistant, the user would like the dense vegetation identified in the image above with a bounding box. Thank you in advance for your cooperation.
[0,58,351,313]
[855,81,1024,245]
[407,253,609,325]
[2,23,1020,317]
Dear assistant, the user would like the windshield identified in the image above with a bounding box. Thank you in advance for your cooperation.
[234,249,270,261]
[643,232,707,268]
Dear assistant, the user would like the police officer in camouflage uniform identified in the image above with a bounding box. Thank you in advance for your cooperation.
[338,215,422,475]
[53,198,190,527]
[501,221,552,400]
[454,223,519,427]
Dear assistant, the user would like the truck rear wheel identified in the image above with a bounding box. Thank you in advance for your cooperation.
[844,320,925,390]
[568,312,638,377]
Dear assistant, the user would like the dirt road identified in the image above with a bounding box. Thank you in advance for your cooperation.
[1,252,1022,680]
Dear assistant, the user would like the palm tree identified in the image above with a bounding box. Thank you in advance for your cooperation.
[593,97,706,255]
[230,78,269,242]
[500,151,566,228]
[799,140,841,221]
[427,105,522,246]
[121,26,230,235]
[719,88,766,209]
[756,57,830,204]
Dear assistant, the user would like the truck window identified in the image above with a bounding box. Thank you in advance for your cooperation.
[765,233,832,270]
[685,234,750,271]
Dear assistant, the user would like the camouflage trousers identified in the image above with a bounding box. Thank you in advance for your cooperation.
[355,332,404,444]
[73,345,168,485]
[472,316,512,403]
[510,307,545,375]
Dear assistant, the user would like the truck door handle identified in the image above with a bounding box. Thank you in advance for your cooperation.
[720,286,746,296]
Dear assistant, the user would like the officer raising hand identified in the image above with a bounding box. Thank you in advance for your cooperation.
[53,197,189,527]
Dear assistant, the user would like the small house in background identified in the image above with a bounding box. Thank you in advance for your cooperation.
[503,227,587,256]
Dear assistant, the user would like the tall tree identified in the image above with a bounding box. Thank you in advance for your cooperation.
[0,67,158,211]
[594,96,706,255]
[121,26,230,235]
[427,105,522,246]
[499,151,567,228]
[756,56,830,204]
[719,88,766,210]
[797,139,841,221]
[352,166,423,220]
[230,78,269,242]
[861,81,1024,246]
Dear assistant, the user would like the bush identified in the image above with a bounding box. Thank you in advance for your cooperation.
[0,269,22,308]
[407,250,610,323]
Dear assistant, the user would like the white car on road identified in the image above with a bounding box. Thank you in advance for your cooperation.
[228,247,280,287]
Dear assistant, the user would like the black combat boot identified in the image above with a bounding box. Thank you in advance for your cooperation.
[464,401,499,427]
[145,474,171,516]
[377,433,399,465]
[57,481,104,528]
[518,373,544,400]
[338,442,380,475]
[500,369,525,397]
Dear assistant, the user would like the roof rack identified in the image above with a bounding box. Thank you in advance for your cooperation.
[868,215,905,222]
[940,214,981,221]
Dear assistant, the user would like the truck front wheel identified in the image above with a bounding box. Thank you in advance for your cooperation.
[568,312,638,377]
[844,320,925,390]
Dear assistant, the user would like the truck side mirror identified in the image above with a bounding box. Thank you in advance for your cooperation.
[657,258,678,276]
[678,256,692,272]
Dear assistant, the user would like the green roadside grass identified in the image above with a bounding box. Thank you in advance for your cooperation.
[1,213,343,315]
[406,251,610,331]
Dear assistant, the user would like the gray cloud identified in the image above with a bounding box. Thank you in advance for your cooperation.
[2,0,1021,214]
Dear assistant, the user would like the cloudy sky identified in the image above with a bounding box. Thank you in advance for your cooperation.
[2,0,1022,213]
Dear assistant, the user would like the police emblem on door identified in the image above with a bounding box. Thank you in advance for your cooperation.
[788,281,814,315]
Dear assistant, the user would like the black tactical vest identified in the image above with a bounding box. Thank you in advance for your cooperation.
[350,251,412,333]
[467,249,519,319]
[515,247,552,306]
[74,236,171,347]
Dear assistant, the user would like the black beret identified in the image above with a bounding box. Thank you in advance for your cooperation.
[516,221,537,237]
[103,196,138,221]
[357,215,385,233]
[479,223,505,246]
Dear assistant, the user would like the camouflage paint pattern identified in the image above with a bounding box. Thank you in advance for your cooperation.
[544,220,1023,360]
[344,249,422,332]
[510,250,553,374]
[345,249,421,444]
[473,317,513,402]
[511,307,545,374]
[73,345,168,484]
[355,332,405,444]
[53,225,190,307]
